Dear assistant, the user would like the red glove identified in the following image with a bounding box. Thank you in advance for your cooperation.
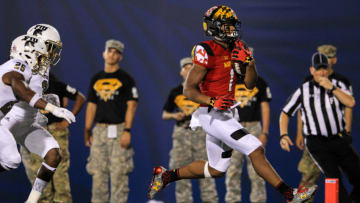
[231,40,253,63]
[231,40,253,76]
[209,96,235,111]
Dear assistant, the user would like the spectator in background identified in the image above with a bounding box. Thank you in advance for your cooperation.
[84,39,138,203]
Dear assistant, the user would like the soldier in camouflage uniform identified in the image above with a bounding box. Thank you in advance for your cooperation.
[295,44,353,203]
[21,73,86,203]
[225,65,272,203]
[84,39,138,203]
[162,57,218,203]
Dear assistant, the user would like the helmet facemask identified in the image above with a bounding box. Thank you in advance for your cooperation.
[45,40,62,65]
[215,20,241,43]
[30,50,51,76]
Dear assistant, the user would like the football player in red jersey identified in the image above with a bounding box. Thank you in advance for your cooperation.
[148,5,317,203]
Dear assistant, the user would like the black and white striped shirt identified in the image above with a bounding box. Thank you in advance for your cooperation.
[282,73,353,137]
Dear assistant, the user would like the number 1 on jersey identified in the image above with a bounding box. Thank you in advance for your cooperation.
[228,69,234,92]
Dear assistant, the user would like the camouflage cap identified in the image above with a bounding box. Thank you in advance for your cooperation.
[180,57,193,68]
[317,44,336,58]
[105,39,124,53]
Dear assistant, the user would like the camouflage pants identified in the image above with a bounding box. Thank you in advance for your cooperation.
[169,124,218,203]
[225,121,266,203]
[86,123,134,203]
[297,148,321,203]
[21,123,72,203]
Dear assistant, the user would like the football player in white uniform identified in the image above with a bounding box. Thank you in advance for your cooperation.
[0,29,74,203]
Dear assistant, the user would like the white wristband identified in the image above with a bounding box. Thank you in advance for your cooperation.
[45,103,56,113]
[29,93,42,107]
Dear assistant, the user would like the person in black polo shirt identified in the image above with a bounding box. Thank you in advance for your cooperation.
[21,72,86,203]
[84,39,138,203]
[279,52,360,203]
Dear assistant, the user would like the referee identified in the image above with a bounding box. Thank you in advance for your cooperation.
[279,52,360,203]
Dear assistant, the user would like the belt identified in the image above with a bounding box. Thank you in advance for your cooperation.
[306,131,347,139]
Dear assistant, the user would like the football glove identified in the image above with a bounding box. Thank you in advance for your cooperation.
[231,40,253,76]
[209,96,235,111]
[45,103,76,124]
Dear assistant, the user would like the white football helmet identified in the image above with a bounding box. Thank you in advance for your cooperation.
[27,24,62,65]
[10,35,50,74]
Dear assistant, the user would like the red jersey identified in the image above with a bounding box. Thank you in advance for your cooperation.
[191,40,236,99]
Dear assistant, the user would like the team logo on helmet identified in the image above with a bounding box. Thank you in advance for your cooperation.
[32,25,49,36]
[22,36,38,47]
[212,6,238,21]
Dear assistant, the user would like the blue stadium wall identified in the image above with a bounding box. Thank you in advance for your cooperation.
[0,0,359,202]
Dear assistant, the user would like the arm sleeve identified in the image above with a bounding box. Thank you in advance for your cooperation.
[55,80,78,100]
[87,76,98,103]
[282,88,302,117]
[259,78,272,102]
[124,76,139,102]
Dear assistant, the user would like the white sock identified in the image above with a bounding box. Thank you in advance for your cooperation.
[26,178,48,203]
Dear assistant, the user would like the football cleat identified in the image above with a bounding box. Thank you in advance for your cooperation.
[288,185,318,203]
[148,166,168,199]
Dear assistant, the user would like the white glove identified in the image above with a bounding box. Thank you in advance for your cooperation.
[45,103,76,124]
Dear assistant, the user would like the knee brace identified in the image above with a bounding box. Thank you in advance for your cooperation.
[204,161,212,178]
